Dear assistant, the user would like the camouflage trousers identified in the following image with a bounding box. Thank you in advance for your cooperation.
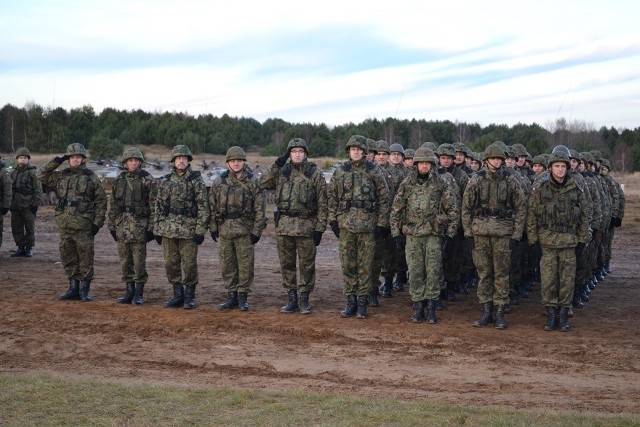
[11,208,36,247]
[540,247,576,308]
[276,234,316,293]
[219,235,254,293]
[117,241,148,284]
[338,230,374,296]
[162,237,198,286]
[406,235,442,302]
[509,238,526,295]
[59,228,95,281]
[472,235,511,305]
[372,235,394,285]
[603,226,614,265]
[588,233,601,276]
[575,239,595,285]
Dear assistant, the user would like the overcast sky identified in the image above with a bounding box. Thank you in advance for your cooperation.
[2,0,639,130]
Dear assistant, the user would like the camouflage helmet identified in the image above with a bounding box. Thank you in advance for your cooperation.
[581,152,595,164]
[420,141,438,151]
[483,142,506,161]
[375,140,390,154]
[389,143,405,155]
[532,154,547,167]
[453,142,469,155]
[601,159,611,170]
[15,147,31,159]
[551,145,571,157]
[286,137,308,154]
[225,146,247,162]
[568,149,580,160]
[590,150,603,162]
[413,148,438,165]
[121,146,144,164]
[437,143,455,158]
[345,135,367,152]
[547,151,571,168]
[65,143,88,158]
[366,138,377,153]
[404,148,415,159]
[512,143,528,157]
[170,145,193,162]
[471,151,483,163]
[504,145,517,159]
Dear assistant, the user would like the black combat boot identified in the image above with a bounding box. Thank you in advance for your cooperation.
[426,300,437,324]
[558,307,571,332]
[436,290,446,310]
[340,295,357,318]
[133,283,145,305]
[299,292,312,314]
[164,283,184,308]
[494,305,508,330]
[59,278,80,300]
[280,289,299,313]
[117,282,135,304]
[355,295,368,319]
[381,276,393,297]
[411,300,425,323]
[572,284,584,309]
[11,246,25,257]
[604,262,612,274]
[543,306,558,331]
[473,302,494,327]
[600,266,607,278]
[446,281,456,302]
[183,284,196,309]
[369,286,380,307]
[80,280,92,302]
[238,292,249,311]
[218,291,238,310]
[393,271,407,292]
[24,247,33,257]
[581,285,590,302]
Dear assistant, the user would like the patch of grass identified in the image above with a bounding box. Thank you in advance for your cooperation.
[0,373,637,426]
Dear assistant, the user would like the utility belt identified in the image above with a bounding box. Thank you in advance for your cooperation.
[218,212,244,220]
[544,224,576,233]
[165,207,197,218]
[279,210,315,219]
[55,198,93,213]
[475,208,513,219]
[118,205,151,217]
[345,200,375,212]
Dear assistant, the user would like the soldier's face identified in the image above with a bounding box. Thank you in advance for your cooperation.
[439,156,453,168]
[505,157,516,167]
[227,159,245,174]
[455,152,465,164]
[289,148,306,164]
[374,151,389,166]
[551,162,567,180]
[532,164,545,174]
[69,155,84,167]
[403,158,414,168]
[174,156,189,172]
[570,158,579,170]
[349,147,364,161]
[416,161,432,174]
[366,151,375,160]
[486,157,503,171]
[470,160,481,171]
[389,152,403,165]
[517,155,527,167]
[125,158,141,172]
[578,162,586,172]
[16,155,29,165]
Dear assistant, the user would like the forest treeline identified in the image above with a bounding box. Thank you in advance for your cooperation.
[1,102,639,171]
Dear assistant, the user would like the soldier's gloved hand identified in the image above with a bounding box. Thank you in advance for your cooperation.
[575,242,586,257]
[613,217,622,228]
[53,155,68,164]
[374,226,390,240]
[313,231,323,246]
[274,154,288,168]
[110,229,118,241]
[394,235,405,250]
[530,242,542,259]
[330,220,340,238]
[464,236,475,251]
[155,235,163,245]
[250,234,260,244]
[193,234,205,245]
[210,230,218,242]
[31,206,38,215]
[441,235,452,251]
[0,207,8,215]
[145,230,155,242]
[90,224,100,236]
[509,238,519,251]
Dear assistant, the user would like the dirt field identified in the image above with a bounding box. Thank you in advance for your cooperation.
[1,158,639,415]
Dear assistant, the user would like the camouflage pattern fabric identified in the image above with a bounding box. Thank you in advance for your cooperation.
[219,235,255,293]
[276,235,316,292]
[405,235,443,301]
[0,166,12,246]
[339,230,375,296]
[540,247,576,307]
[59,229,97,280]
[117,241,148,284]
[10,164,42,248]
[473,236,511,305]
[162,237,199,286]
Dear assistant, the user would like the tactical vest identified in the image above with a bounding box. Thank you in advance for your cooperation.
[405,173,444,225]
[473,168,514,219]
[11,165,37,196]
[55,167,97,214]
[158,170,200,218]
[113,169,152,217]
[214,169,255,221]
[539,180,581,233]
[276,162,317,218]
[337,160,378,213]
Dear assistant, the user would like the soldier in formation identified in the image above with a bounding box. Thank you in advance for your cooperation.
[0,157,12,248]
[10,147,42,257]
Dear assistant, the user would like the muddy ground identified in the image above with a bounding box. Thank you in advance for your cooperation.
[0,190,638,416]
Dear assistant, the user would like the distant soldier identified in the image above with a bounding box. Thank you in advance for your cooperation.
[210,146,266,311]
[107,147,156,305]
[0,158,12,248]
[461,142,526,330]
[599,159,624,276]
[403,149,415,169]
[388,143,410,292]
[154,145,210,309]
[10,147,42,257]
[469,152,483,172]
[328,135,390,319]
[259,138,327,314]
[453,142,473,177]
[391,148,459,323]
[38,143,107,301]
[527,150,589,332]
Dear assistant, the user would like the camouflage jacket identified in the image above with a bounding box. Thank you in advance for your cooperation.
[209,166,266,240]
[443,164,469,200]
[328,158,390,233]
[38,159,107,231]
[601,173,622,219]
[506,166,532,197]
[527,173,590,248]
[593,174,612,227]
[382,162,406,205]
[108,169,156,242]
[391,171,459,238]
[462,166,526,239]
[581,172,603,232]
[1,166,13,209]
[259,159,327,237]
[154,166,210,238]
[10,164,42,210]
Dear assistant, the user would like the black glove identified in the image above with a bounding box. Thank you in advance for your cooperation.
[374,226,390,240]
[155,235,163,245]
[330,220,340,238]
[30,206,38,215]
[509,238,519,251]
[145,230,155,242]
[313,231,323,246]
[613,217,622,228]
[1,207,8,215]
[210,230,219,242]
[575,242,586,257]
[274,154,288,168]
[193,234,205,245]
[441,235,452,251]
[90,224,100,236]
[53,155,68,164]
[394,235,405,250]
[250,234,260,244]
[530,242,542,259]
[465,236,475,250]
[110,229,118,241]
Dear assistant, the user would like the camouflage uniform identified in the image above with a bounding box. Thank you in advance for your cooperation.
[154,145,210,309]
[210,146,266,311]
[259,138,327,314]
[328,135,390,319]
[10,148,42,256]
[38,143,107,301]
[0,160,12,247]
[461,142,526,329]
[599,159,624,275]
[107,147,156,304]
[527,151,589,331]
[391,148,459,323]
